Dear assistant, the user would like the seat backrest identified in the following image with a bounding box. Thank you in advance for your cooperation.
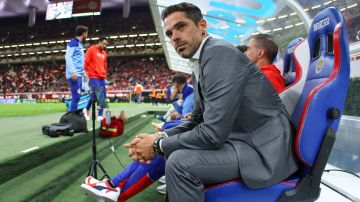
[273,54,284,77]
[283,38,304,86]
[279,38,310,116]
[292,7,350,168]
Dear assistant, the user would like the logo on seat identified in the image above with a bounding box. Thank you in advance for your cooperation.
[313,17,330,31]
[316,56,325,73]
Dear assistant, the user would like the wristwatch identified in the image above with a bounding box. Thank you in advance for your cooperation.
[152,133,165,155]
[155,132,166,138]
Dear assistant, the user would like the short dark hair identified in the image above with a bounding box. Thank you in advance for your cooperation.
[236,45,248,53]
[161,2,203,24]
[251,34,278,62]
[99,36,108,43]
[75,25,88,36]
[172,73,187,85]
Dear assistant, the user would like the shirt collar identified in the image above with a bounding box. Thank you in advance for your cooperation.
[188,36,210,81]
[260,64,277,71]
[190,35,210,61]
[74,37,82,44]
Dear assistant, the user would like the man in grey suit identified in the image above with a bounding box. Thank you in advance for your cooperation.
[125,2,298,202]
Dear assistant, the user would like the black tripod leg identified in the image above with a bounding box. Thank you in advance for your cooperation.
[87,161,97,178]
[92,97,97,178]
[97,161,111,180]
[87,163,93,177]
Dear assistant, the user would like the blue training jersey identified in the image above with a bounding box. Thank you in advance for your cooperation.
[173,84,194,115]
[182,93,194,115]
[65,37,85,79]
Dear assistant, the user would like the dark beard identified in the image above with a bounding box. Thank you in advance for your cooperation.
[180,47,198,59]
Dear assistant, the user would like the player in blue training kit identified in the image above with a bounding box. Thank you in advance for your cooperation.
[65,25,88,111]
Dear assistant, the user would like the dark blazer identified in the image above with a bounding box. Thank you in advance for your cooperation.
[162,37,298,189]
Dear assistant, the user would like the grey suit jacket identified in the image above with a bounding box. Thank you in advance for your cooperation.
[162,37,299,189]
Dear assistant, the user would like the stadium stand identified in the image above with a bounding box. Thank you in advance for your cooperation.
[0,7,163,65]
[0,5,173,99]
[107,57,172,91]
[0,56,172,97]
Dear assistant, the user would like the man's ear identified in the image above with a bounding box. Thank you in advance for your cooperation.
[198,19,207,34]
[257,49,265,59]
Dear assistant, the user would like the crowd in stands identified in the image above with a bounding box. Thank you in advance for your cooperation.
[0,62,64,95]
[0,56,173,96]
[107,57,172,91]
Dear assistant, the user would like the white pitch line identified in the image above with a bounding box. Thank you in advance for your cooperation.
[21,146,40,153]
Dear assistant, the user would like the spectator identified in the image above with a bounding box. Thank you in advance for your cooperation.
[149,85,156,106]
[134,82,143,104]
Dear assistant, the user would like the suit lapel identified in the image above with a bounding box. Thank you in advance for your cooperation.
[196,37,213,111]
[197,80,205,110]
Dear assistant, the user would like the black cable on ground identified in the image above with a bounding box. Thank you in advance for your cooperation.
[107,136,126,169]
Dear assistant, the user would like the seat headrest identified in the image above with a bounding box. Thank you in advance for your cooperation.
[309,7,343,37]
[308,7,343,60]
[283,37,303,77]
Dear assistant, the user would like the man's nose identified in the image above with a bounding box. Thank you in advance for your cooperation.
[171,30,181,42]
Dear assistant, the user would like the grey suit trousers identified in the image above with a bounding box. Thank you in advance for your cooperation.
[165,143,241,202]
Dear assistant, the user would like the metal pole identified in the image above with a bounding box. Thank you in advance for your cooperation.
[92,97,97,178]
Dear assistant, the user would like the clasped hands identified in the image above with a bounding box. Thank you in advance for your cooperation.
[123,133,161,164]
